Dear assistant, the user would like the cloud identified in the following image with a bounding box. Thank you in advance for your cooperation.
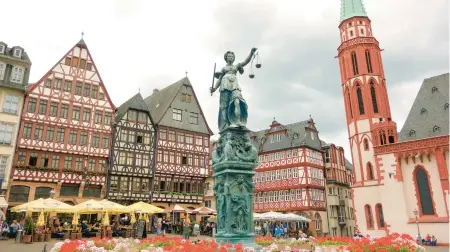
[2,0,447,161]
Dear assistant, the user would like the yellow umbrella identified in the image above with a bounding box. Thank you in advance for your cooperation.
[12,198,75,213]
[99,199,129,213]
[11,198,44,212]
[102,212,110,226]
[72,213,79,225]
[37,211,45,226]
[74,199,106,213]
[130,212,136,224]
[128,201,165,214]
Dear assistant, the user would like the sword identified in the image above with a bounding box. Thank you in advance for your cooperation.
[211,63,216,96]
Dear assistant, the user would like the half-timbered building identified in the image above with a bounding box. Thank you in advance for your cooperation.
[7,39,115,207]
[251,119,327,236]
[107,93,156,204]
[144,77,213,215]
[0,42,31,194]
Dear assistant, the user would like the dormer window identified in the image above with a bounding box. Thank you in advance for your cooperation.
[0,45,5,54]
[0,62,5,80]
[433,125,441,133]
[13,48,22,58]
[10,66,24,83]
[431,87,438,93]
[270,134,282,143]
[420,108,427,115]
[445,103,449,110]
[293,133,298,139]
[409,130,416,137]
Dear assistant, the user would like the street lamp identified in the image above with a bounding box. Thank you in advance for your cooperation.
[413,209,421,244]
[49,189,56,199]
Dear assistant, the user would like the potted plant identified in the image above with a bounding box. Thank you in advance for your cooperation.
[23,217,35,243]
[44,228,51,241]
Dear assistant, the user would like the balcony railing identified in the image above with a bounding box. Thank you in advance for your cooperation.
[153,191,204,202]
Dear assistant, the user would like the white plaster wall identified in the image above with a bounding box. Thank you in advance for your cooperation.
[356,119,370,133]
[348,122,355,137]
[352,185,381,234]
[351,143,361,181]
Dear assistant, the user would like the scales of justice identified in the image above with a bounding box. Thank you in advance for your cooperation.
[209,47,262,248]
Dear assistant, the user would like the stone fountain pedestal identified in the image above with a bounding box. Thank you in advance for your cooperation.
[212,127,260,249]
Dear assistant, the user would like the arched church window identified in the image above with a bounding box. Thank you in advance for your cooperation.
[375,203,385,228]
[346,88,353,119]
[365,50,373,73]
[356,84,365,115]
[379,131,387,145]
[367,162,374,180]
[350,30,354,37]
[364,204,374,229]
[370,81,378,113]
[415,167,435,215]
[351,52,359,75]
[363,139,369,150]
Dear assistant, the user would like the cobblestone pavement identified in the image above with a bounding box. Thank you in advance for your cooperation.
[0,235,448,251]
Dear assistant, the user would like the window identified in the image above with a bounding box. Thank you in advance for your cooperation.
[51,155,59,168]
[137,133,143,143]
[0,156,7,179]
[0,123,13,144]
[83,186,101,198]
[367,162,374,180]
[60,184,79,196]
[173,108,182,121]
[365,50,373,73]
[69,130,78,145]
[40,154,49,167]
[90,85,98,98]
[9,186,30,202]
[356,84,365,115]
[99,93,105,100]
[132,178,142,193]
[23,124,32,139]
[17,152,26,165]
[0,45,4,54]
[83,84,90,97]
[60,104,68,118]
[102,135,109,148]
[324,149,330,163]
[75,82,82,95]
[346,88,353,119]
[351,52,359,75]
[92,111,101,124]
[195,136,202,146]
[159,129,166,140]
[29,152,38,166]
[415,167,435,215]
[375,203,385,228]
[80,59,86,69]
[50,102,58,117]
[138,112,146,122]
[54,78,62,90]
[110,176,118,191]
[83,108,91,122]
[13,48,22,58]
[189,112,199,124]
[88,159,95,172]
[64,80,72,92]
[92,134,100,148]
[38,99,47,115]
[186,134,193,144]
[128,110,137,121]
[87,63,92,71]
[0,62,5,80]
[75,158,83,170]
[72,106,80,120]
[3,95,19,114]
[365,205,374,229]
[34,125,43,140]
[370,81,378,113]
[205,200,211,208]
[433,125,441,133]
[56,128,65,142]
[315,213,321,231]
[99,160,106,173]
[10,66,24,83]
[64,157,72,169]
[71,57,79,67]
[104,112,111,125]
[169,131,175,141]
[28,98,37,113]
[65,57,71,65]
[363,139,369,150]
[46,127,54,142]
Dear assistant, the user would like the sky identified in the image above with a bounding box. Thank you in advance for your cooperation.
[1,0,448,160]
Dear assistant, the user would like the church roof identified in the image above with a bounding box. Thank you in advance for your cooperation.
[250,119,323,153]
[340,0,368,22]
[115,93,150,123]
[399,73,449,142]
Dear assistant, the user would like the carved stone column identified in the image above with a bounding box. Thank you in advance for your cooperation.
[212,128,258,247]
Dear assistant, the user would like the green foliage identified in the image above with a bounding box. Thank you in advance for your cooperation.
[24,216,35,235]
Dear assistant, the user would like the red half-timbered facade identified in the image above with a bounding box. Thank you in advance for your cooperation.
[7,39,115,206]
[144,77,213,211]
[251,119,327,235]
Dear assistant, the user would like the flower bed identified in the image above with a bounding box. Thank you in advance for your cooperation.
[310,233,426,252]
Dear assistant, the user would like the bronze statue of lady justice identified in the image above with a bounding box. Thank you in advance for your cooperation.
[210,48,258,132]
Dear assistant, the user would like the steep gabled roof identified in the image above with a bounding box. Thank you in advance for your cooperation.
[144,77,213,134]
[340,0,368,22]
[399,73,449,142]
[115,93,150,123]
[26,39,116,110]
[251,119,323,153]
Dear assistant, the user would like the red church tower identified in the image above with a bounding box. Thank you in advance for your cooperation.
[337,0,398,188]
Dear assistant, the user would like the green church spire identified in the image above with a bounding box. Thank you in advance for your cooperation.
[340,0,368,22]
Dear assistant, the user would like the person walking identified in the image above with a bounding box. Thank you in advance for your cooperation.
[182,219,191,240]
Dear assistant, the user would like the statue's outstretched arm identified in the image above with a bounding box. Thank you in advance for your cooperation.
[238,48,257,68]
